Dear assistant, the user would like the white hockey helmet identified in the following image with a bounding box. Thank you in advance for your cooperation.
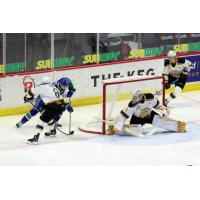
[42,76,50,84]
[167,50,176,58]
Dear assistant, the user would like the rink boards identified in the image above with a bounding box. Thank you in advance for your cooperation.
[0,52,200,116]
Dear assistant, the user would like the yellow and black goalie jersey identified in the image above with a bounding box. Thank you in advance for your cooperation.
[163,57,192,78]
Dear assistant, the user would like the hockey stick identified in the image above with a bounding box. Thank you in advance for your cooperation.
[55,124,74,135]
[164,79,178,90]
[171,79,178,85]
[68,97,74,135]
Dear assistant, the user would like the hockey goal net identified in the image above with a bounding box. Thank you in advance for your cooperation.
[79,76,165,135]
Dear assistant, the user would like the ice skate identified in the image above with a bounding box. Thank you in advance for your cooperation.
[45,129,56,137]
[27,133,40,144]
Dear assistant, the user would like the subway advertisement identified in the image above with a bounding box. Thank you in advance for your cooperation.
[1,41,200,74]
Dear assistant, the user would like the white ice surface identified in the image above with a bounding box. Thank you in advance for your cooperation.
[0,91,200,166]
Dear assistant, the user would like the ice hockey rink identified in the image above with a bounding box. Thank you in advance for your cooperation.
[0,90,200,166]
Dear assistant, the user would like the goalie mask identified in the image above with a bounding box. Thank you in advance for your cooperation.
[131,90,143,104]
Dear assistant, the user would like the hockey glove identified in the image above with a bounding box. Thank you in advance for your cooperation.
[24,95,34,103]
[156,105,170,118]
[64,103,73,113]
[67,91,73,98]
[155,90,162,97]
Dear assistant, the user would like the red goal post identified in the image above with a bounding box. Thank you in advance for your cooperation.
[79,75,165,135]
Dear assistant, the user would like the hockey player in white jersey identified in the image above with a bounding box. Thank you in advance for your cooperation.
[16,77,52,128]
[107,90,186,136]
[163,50,193,105]
[25,77,75,144]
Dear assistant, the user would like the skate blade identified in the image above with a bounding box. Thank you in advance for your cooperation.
[44,135,57,137]
[27,141,38,145]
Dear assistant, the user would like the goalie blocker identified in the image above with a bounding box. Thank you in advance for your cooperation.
[107,91,186,136]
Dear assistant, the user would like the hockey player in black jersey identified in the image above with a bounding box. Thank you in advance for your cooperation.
[163,50,193,105]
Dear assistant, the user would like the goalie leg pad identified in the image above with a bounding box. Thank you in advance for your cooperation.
[178,121,186,133]
[106,124,116,135]
[106,124,143,136]
[115,112,129,131]
[123,124,143,136]
[106,111,128,135]
[152,115,186,133]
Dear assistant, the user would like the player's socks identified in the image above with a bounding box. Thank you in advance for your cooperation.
[21,115,30,124]
[16,115,31,128]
